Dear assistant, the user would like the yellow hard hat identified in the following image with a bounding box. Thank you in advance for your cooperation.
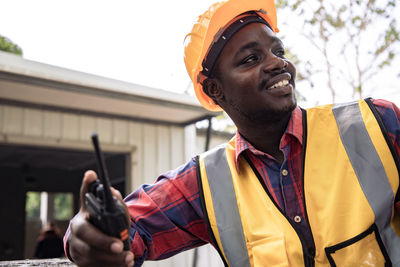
[184,0,279,112]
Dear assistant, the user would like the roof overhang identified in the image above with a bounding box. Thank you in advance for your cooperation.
[0,51,219,126]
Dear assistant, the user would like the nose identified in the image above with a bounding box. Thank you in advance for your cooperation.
[262,54,288,73]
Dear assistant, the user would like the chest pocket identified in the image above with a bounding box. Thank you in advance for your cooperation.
[325,224,390,267]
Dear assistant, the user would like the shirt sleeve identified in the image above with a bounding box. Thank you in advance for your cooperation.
[372,99,400,215]
[124,157,211,266]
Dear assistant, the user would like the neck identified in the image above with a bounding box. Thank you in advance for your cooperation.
[237,113,290,163]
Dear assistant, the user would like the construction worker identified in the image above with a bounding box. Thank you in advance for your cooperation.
[64,0,400,266]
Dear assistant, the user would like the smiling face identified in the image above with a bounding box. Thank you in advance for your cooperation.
[204,22,297,125]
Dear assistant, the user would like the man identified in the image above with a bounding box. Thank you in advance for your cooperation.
[35,221,64,259]
[65,0,400,266]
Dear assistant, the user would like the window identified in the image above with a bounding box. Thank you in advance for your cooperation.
[54,193,73,220]
[25,191,74,221]
[26,191,41,219]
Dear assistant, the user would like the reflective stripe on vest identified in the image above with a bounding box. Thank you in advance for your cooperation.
[203,145,251,267]
[332,101,400,264]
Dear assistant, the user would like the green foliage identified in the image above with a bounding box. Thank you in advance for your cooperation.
[277,0,400,102]
[25,191,74,220]
[54,193,73,220]
[355,85,363,95]
[276,0,289,9]
[0,35,23,55]
[26,192,40,219]
[379,51,395,68]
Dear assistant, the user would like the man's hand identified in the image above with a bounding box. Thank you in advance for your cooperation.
[68,170,134,267]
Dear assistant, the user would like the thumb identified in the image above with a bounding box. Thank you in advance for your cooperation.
[111,187,130,224]
[79,170,98,211]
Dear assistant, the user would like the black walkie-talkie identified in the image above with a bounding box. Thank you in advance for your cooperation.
[85,133,131,251]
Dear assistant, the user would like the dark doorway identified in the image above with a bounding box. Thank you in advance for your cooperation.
[0,144,128,260]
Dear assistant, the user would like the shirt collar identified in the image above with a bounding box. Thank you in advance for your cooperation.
[234,106,303,168]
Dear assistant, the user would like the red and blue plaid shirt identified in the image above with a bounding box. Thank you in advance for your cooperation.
[66,99,400,266]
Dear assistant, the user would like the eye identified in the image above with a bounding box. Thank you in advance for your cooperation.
[240,54,259,65]
[274,49,285,58]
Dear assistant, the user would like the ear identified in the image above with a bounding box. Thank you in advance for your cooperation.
[202,78,224,106]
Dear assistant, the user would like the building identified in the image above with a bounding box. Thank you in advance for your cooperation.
[0,51,230,266]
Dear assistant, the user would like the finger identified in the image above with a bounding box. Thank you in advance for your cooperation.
[68,233,92,266]
[88,250,134,267]
[71,213,124,253]
[87,246,132,267]
[90,251,134,267]
[70,235,133,267]
[125,251,135,267]
[111,187,131,224]
[111,187,123,202]
[79,170,98,211]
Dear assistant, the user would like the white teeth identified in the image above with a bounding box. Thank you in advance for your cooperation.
[269,79,289,89]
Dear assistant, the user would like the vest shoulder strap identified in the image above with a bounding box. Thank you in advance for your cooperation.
[364,97,400,203]
[197,144,250,267]
[195,153,228,267]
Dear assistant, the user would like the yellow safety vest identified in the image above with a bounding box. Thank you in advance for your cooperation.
[197,99,400,267]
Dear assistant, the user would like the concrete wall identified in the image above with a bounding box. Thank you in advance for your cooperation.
[0,258,75,267]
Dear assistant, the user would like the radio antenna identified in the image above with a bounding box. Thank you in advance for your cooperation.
[91,133,116,212]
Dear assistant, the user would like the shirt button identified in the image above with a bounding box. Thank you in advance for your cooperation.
[281,169,288,176]
[294,215,302,223]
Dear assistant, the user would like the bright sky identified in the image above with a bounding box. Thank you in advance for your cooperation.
[0,0,216,93]
[1,0,399,107]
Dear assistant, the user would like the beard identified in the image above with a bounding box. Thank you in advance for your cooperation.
[228,97,297,124]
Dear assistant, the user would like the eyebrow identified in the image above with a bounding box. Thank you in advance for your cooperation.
[235,41,259,57]
[234,36,283,58]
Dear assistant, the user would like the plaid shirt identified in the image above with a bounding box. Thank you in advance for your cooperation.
[66,99,400,265]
